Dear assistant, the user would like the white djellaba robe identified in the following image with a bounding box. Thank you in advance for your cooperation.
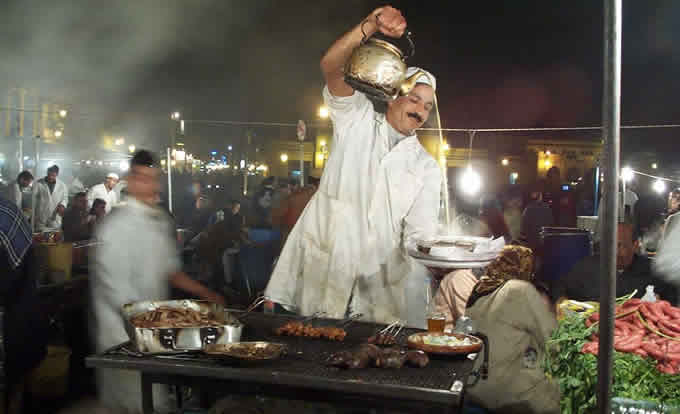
[33,177,69,231]
[87,182,119,214]
[265,85,441,326]
[6,181,23,210]
[91,198,179,413]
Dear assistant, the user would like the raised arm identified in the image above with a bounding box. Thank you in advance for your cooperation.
[320,6,406,97]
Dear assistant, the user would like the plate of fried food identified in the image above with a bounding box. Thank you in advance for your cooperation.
[204,342,287,364]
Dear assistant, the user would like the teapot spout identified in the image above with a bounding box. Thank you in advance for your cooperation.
[399,69,428,96]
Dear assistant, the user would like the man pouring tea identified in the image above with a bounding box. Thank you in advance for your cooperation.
[265,5,442,324]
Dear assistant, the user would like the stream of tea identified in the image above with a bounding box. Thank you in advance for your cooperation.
[432,93,451,228]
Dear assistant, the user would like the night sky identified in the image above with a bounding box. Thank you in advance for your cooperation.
[2,1,680,162]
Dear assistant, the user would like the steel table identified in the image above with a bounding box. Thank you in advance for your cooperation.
[86,312,480,413]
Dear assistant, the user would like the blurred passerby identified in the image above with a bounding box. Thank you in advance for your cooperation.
[91,150,225,413]
[0,197,48,414]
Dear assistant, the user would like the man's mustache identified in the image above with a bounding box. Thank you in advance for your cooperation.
[407,112,423,123]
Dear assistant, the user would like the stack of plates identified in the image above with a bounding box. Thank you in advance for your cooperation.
[407,236,503,269]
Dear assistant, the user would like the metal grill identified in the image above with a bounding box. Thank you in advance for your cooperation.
[107,312,474,391]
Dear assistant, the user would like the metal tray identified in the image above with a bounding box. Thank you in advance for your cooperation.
[121,299,243,354]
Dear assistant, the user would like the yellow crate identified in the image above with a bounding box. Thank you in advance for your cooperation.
[36,242,73,282]
[28,345,71,399]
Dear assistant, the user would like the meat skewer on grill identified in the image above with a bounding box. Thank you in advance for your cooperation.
[367,320,404,346]
[275,321,347,341]
[327,345,429,369]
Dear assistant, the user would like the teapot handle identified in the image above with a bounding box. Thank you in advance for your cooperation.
[362,14,416,60]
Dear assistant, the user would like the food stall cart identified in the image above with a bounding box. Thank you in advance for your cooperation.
[87,311,484,414]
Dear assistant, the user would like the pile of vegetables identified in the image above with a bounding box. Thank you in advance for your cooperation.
[582,298,680,374]
[545,294,680,413]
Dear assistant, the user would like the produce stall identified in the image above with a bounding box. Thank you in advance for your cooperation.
[87,310,484,414]
[546,294,680,413]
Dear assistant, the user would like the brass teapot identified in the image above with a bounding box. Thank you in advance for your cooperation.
[344,31,426,101]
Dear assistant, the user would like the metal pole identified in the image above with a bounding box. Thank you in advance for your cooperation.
[598,0,621,413]
[35,136,40,167]
[594,166,600,215]
[18,139,23,172]
[299,142,304,187]
[167,147,173,213]
[31,137,40,232]
[621,179,626,222]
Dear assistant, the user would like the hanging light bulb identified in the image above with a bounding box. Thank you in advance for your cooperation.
[653,179,666,194]
[459,166,482,196]
[621,167,634,182]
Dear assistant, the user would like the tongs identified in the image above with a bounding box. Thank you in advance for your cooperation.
[302,311,327,324]
[336,313,363,329]
[378,320,405,338]
[234,295,268,322]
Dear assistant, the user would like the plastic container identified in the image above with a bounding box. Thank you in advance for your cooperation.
[454,316,476,335]
[611,397,680,413]
[540,227,593,281]
[28,345,72,399]
[247,229,281,244]
[641,285,657,302]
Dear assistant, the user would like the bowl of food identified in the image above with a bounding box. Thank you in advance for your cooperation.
[407,332,482,355]
[203,342,287,364]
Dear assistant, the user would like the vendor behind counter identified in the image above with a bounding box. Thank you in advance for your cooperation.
[553,222,679,304]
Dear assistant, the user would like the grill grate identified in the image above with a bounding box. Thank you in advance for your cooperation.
[110,312,475,391]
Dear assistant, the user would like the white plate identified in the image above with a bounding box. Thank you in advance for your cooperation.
[408,248,499,263]
[415,236,504,261]
[410,255,494,269]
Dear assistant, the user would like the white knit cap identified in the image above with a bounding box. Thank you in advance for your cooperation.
[106,172,119,180]
[406,67,436,91]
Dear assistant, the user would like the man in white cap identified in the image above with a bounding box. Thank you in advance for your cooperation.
[265,5,440,324]
[87,172,119,214]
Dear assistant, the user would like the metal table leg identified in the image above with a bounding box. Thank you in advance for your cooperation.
[141,373,154,414]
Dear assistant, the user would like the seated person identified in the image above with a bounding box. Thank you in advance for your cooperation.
[89,198,107,223]
[655,207,680,291]
[660,189,680,242]
[432,269,480,331]
[196,205,245,283]
[520,186,554,254]
[62,192,94,242]
[555,223,678,304]
[465,245,560,414]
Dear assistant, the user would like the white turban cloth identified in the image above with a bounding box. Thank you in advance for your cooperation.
[406,67,436,91]
[106,172,120,180]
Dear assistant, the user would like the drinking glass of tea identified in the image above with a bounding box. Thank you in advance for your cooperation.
[425,277,446,332]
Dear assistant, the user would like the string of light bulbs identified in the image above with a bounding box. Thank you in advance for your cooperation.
[4,104,680,132]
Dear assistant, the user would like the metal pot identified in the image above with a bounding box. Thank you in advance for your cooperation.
[344,31,425,101]
[122,300,244,354]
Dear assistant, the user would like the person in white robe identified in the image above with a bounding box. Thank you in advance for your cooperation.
[265,5,441,325]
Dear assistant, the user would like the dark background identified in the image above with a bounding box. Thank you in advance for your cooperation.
[1,1,679,162]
